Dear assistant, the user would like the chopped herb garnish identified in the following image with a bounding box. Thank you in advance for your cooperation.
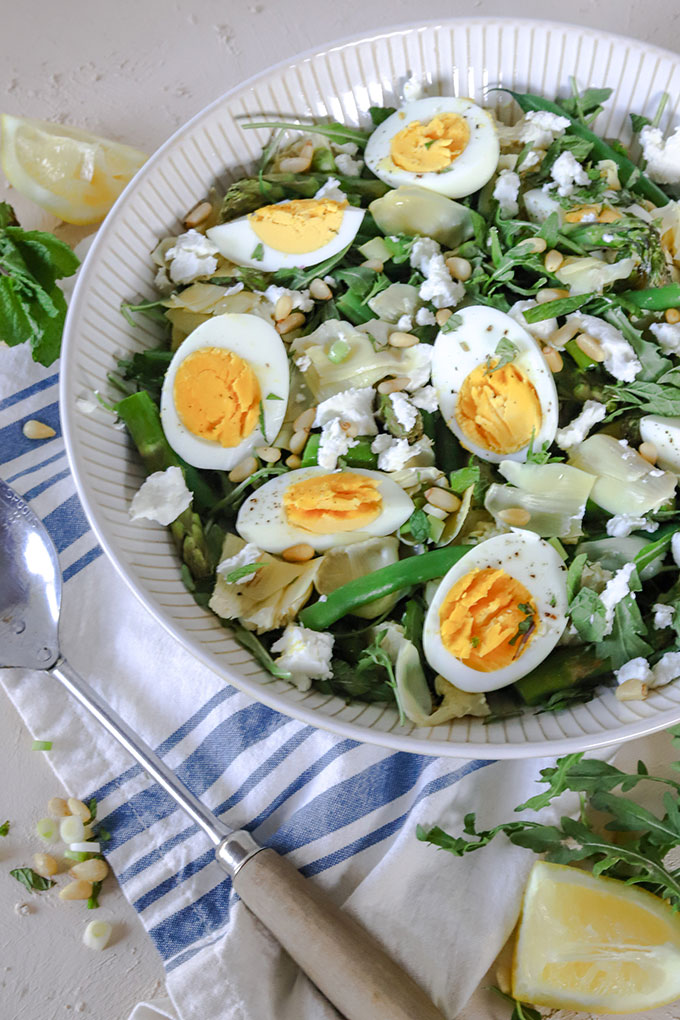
[486,338,519,374]
[251,242,265,261]
[87,881,103,909]
[509,603,536,647]
[266,392,283,400]
[258,401,266,435]
[225,562,264,583]
[0,820,9,837]
[31,740,52,751]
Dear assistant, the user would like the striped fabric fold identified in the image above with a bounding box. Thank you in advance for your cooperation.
[1,343,559,1020]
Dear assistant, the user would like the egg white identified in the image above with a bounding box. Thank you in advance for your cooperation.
[423,532,568,693]
[431,305,559,464]
[206,203,365,271]
[235,466,414,553]
[160,313,289,470]
[364,97,499,199]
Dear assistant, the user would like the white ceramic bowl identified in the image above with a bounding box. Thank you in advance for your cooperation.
[61,18,680,758]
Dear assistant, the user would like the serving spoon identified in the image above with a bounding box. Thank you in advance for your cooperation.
[0,478,446,1020]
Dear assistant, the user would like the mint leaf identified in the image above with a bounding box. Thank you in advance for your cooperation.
[449,464,480,494]
[10,867,55,892]
[486,337,519,374]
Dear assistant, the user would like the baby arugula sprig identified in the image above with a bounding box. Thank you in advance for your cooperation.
[0,202,79,366]
[418,725,680,908]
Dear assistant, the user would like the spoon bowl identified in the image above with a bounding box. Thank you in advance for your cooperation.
[0,480,61,671]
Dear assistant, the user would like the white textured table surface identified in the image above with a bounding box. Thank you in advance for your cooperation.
[2,3,680,1019]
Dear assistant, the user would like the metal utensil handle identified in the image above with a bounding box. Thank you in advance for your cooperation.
[50,657,229,845]
[228,848,447,1020]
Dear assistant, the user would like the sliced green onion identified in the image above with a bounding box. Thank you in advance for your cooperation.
[60,816,85,844]
[70,841,101,854]
[31,740,52,751]
[83,919,112,951]
[64,850,92,862]
[36,817,56,842]
[328,339,351,363]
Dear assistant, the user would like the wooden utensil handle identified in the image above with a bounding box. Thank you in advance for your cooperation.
[232,848,447,1020]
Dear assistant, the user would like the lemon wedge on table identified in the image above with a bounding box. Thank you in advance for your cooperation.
[0,114,147,224]
[512,860,680,1013]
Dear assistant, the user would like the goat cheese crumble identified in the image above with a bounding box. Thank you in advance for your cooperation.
[270,625,334,692]
[129,466,192,526]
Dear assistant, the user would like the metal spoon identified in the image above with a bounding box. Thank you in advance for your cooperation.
[0,478,446,1020]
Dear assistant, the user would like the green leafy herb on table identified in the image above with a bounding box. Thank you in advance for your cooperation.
[417,725,680,909]
[10,867,56,892]
[0,820,9,837]
[0,202,79,365]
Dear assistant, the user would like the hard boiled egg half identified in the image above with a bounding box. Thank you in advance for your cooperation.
[160,313,289,470]
[206,197,365,271]
[364,97,499,199]
[236,466,414,553]
[423,531,568,693]
[432,305,559,464]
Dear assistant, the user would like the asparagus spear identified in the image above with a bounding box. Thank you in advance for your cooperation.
[515,646,609,706]
[114,391,213,580]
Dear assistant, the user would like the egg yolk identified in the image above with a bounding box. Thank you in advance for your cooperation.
[173,347,261,447]
[283,473,383,534]
[564,203,622,224]
[439,567,539,672]
[455,361,542,455]
[248,198,346,254]
[390,113,470,173]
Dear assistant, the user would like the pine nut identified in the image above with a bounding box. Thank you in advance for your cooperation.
[497,507,531,527]
[309,278,333,300]
[228,456,258,484]
[67,798,91,822]
[536,287,569,303]
[575,332,606,363]
[424,487,461,512]
[524,237,547,254]
[388,331,419,348]
[59,879,94,901]
[285,454,302,469]
[183,200,212,229]
[445,256,472,281]
[548,321,580,349]
[33,853,58,878]
[281,543,315,563]
[255,446,281,464]
[360,258,383,272]
[665,308,680,324]
[616,678,649,701]
[542,346,564,373]
[70,858,109,883]
[279,154,312,173]
[22,419,55,440]
[293,407,317,432]
[435,308,453,327]
[543,249,564,273]
[276,312,306,335]
[639,441,658,465]
[274,295,293,321]
[48,797,69,818]
[377,376,410,395]
[288,430,309,456]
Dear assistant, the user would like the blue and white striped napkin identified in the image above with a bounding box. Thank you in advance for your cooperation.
[1,338,567,1020]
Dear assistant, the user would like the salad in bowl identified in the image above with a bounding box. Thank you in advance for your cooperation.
[110,76,680,731]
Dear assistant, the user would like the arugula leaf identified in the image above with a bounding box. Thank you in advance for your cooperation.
[566,553,587,602]
[369,106,396,126]
[491,988,542,1020]
[596,594,652,669]
[10,867,56,892]
[228,620,292,681]
[359,630,404,723]
[0,820,9,837]
[0,209,79,366]
[526,436,562,464]
[225,562,264,584]
[569,586,607,642]
[630,112,652,134]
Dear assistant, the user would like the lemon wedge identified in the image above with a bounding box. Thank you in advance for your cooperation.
[0,114,147,224]
[512,860,680,1013]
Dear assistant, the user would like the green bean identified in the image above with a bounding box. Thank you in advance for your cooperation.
[619,284,680,311]
[505,89,670,207]
[300,433,321,467]
[298,546,469,629]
